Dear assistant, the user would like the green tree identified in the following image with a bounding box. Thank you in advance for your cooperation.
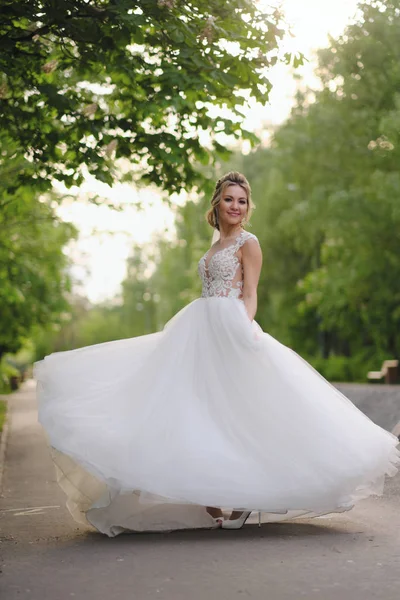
[0,0,291,192]
[236,0,400,366]
[0,139,77,360]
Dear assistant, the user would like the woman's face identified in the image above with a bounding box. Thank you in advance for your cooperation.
[218,184,248,228]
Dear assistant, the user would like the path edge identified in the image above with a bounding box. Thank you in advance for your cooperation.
[0,398,10,493]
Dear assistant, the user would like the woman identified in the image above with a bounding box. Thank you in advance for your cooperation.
[35,171,399,536]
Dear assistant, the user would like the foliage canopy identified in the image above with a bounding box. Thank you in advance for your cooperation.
[0,0,287,192]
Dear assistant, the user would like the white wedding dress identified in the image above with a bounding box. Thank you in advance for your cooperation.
[35,230,400,536]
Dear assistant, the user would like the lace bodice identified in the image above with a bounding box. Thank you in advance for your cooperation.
[198,230,259,299]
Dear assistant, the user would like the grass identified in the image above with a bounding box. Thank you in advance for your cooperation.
[0,399,7,433]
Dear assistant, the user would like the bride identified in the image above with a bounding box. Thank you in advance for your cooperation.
[35,171,400,536]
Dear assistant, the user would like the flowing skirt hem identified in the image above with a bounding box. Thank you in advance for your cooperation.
[49,442,399,537]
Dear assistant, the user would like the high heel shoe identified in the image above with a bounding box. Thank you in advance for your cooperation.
[222,511,252,529]
[222,511,263,529]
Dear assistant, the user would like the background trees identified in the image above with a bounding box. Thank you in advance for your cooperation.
[240,0,400,376]
[0,134,76,367]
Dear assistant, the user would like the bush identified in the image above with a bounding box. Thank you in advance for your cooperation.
[0,361,20,394]
[306,355,353,382]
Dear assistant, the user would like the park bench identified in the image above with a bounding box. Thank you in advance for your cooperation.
[367,360,399,384]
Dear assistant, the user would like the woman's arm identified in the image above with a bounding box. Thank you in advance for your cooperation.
[241,238,262,321]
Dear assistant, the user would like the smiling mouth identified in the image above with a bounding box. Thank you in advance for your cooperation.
[228,213,240,216]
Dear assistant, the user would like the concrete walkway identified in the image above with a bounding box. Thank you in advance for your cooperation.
[0,381,399,600]
[335,382,400,432]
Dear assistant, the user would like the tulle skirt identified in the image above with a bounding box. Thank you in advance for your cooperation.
[34,297,400,536]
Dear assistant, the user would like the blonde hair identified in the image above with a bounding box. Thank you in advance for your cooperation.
[206,171,254,231]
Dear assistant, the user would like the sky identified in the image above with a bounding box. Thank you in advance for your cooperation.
[58,0,361,303]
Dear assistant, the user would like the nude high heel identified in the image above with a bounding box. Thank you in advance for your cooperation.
[222,511,262,529]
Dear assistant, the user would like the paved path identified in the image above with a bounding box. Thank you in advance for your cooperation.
[335,382,400,432]
[0,381,399,600]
